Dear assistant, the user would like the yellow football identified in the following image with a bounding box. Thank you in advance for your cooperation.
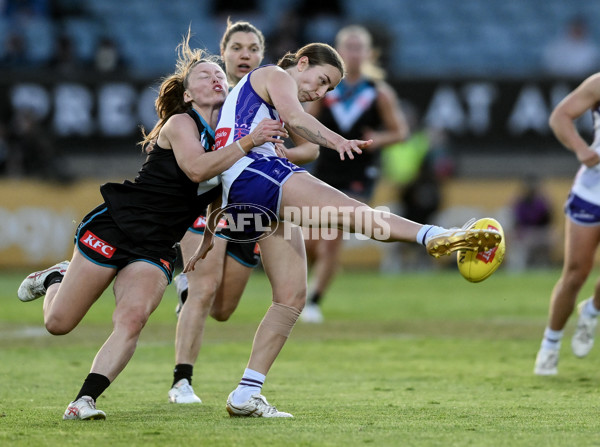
[457,217,505,283]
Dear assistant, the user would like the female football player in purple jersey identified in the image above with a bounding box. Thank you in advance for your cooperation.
[534,72,600,376]
[186,41,499,418]
[168,19,320,404]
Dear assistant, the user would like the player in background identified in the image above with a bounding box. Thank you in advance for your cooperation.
[301,25,409,323]
[535,72,600,375]
[16,32,286,420]
[168,19,319,403]
[185,42,501,417]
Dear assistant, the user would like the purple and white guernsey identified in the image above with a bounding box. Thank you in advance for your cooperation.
[214,68,305,219]
[571,103,600,206]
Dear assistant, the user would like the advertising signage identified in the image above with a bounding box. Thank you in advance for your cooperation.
[0,75,590,153]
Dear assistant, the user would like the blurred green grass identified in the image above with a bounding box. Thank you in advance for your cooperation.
[1,267,599,447]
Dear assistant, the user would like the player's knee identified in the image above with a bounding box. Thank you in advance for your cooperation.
[44,315,75,335]
[276,286,306,311]
[113,308,150,336]
[563,266,590,289]
[210,307,232,321]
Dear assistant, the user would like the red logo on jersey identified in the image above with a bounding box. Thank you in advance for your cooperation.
[475,225,499,263]
[160,258,172,274]
[214,128,232,150]
[80,230,116,258]
[192,215,229,230]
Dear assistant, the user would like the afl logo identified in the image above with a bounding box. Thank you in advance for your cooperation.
[206,203,278,242]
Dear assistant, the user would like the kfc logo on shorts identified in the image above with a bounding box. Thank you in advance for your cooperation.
[80,230,116,258]
[214,128,232,150]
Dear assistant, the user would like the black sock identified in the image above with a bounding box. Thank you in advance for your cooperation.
[43,272,64,289]
[173,363,193,387]
[180,289,188,306]
[75,373,111,402]
[309,291,322,305]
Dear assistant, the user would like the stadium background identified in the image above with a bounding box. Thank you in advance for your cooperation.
[0,0,596,269]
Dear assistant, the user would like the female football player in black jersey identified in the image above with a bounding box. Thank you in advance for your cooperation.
[16,31,286,420]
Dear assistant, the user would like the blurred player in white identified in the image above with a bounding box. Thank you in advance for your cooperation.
[535,73,600,375]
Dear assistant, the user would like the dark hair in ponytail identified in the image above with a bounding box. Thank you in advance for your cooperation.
[277,42,345,77]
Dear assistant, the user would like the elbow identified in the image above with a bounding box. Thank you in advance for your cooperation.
[187,171,212,183]
[186,172,203,183]
[548,108,566,133]
[548,111,557,132]
[308,145,320,162]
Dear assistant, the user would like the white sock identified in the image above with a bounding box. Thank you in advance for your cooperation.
[541,327,563,351]
[232,368,265,405]
[583,297,600,317]
[416,225,446,246]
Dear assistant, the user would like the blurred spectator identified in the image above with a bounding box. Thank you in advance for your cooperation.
[93,36,125,73]
[48,33,80,75]
[211,0,258,16]
[507,175,555,271]
[1,29,28,68]
[542,16,600,78]
[8,108,73,183]
[296,0,343,44]
[0,123,9,174]
[3,0,49,20]
[264,9,304,64]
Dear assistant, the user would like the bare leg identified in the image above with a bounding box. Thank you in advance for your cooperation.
[281,173,422,242]
[246,224,306,375]
[210,252,254,321]
[548,219,600,331]
[44,249,115,335]
[175,232,227,366]
[306,231,344,302]
[90,261,167,381]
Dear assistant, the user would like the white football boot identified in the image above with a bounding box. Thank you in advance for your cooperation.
[18,261,69,302]
[534,348,559,376]
[572,299,598,358]
[63,396,106,420]
[300,303,324,324]
[168,379,202,404]
[226,392,293,418]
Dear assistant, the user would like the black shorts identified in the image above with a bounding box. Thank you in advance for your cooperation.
[188,215,261,268]
[75,204,176,282]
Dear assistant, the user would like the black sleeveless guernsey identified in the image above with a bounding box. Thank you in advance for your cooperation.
[99,109,220,253]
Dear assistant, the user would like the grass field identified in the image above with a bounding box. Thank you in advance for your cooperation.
[1,266,600,447]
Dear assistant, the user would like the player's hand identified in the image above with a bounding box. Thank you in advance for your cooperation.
[249,119,288,146]
[578,147,600,168]
[144,139,156,154]
[274,142,289,158]
[183,235,214,272]
[336,139,372,160]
